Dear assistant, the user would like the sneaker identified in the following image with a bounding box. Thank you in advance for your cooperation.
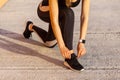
[23,21,33,39]
[64,53,84,71]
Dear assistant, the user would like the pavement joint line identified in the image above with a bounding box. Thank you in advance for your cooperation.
[85,68,120,71]
[0,67,67,71]
[74,32,120,34]
[0,67,119,71]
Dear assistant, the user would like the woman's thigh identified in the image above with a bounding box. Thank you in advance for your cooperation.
[37,5,50,23]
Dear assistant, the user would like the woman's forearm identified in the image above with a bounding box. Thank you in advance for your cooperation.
[49,0,65,47]
[80,0,90,39]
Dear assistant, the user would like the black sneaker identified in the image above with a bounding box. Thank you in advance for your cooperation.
[64,53,84,71]
[23,21,33,39]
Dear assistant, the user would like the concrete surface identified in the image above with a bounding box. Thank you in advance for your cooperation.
[0,0,120,80]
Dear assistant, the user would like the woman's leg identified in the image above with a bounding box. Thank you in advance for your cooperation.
[31,23,57,48]
[32,25,48,43]
[45,23,56,42]
[24,5,57,47]
[59,7,74,50]
[59,7,84,71]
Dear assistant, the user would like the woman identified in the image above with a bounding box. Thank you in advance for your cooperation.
[23,0,89,71]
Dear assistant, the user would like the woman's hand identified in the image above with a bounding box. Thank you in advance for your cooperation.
[59,46,73,59]
[77,42,86,58]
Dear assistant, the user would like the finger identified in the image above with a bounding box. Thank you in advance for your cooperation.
[62,51,67,58]
[80,50,85,56]
[78,47,86,58]
[63,52,69,59]
[67,52,71,59]
[65,52,69,59]
[68,50,73,59]
[79,49,86,57]
[64,49,73,59]
[77,49,83,58]
[70,50,73,54]
[62,53,65,58]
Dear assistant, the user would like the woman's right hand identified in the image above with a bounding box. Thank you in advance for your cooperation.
[59,46,73,59]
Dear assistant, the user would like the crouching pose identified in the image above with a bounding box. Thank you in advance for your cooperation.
[23,0,89,71]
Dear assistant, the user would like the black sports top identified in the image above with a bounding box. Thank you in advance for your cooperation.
[42,0,80,7]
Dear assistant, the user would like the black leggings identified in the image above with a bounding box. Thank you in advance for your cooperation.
[32,6,74,50]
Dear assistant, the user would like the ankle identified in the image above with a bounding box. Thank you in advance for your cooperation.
[28,24,34,31]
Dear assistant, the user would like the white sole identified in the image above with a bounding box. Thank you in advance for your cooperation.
[64,61,84,72]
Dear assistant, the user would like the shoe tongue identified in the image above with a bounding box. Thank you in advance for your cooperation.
[71,54,77,59]
[71,54,80,66]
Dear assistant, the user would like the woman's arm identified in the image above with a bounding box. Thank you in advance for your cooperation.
[49,0,72,58]
[80,0,90,39]
[77,0,90,58]
[0,0,8,8]
[49,0,64,47]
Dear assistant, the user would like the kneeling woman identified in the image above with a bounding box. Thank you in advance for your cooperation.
[23,0,90,71]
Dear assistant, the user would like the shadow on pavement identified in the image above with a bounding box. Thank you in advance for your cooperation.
[0,28,64,68]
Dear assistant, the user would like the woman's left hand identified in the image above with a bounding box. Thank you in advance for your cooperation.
[77,42,86,58]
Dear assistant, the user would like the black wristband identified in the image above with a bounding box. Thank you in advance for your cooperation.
[79,39,86,44]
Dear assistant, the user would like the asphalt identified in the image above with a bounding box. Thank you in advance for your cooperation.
[0,0,120,80]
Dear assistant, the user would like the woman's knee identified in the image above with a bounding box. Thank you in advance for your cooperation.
[61,8,74,19]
